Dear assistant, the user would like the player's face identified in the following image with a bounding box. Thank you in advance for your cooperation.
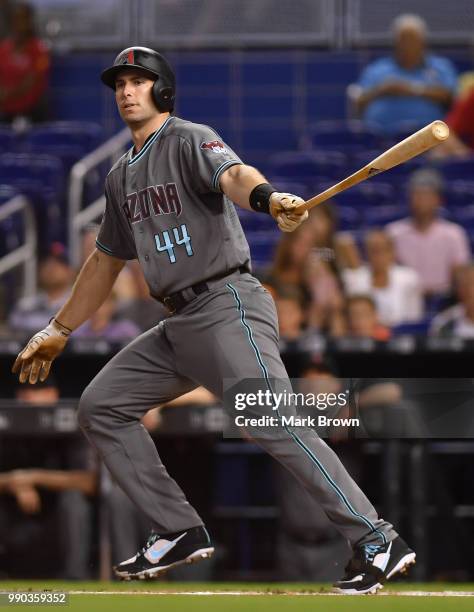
[115,70,158,125]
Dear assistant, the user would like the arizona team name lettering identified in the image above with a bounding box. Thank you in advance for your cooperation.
[123,183,182,224]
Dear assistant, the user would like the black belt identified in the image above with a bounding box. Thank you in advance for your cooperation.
[155,266,247,314]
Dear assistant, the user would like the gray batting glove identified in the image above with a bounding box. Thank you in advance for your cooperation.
[270,192,309,232]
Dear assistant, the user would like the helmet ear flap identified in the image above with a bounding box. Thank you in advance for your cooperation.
[152,81,175,112]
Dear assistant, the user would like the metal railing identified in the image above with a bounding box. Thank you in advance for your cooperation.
[68,128,131,268]
[0,195,37,298]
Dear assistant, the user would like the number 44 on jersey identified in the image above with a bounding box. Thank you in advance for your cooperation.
[154,224,194,264]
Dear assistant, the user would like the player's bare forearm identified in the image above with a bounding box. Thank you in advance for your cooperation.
[219,163,308,231]
[31,469,98,497]
[55,248,125,331]
[219,164,268,210]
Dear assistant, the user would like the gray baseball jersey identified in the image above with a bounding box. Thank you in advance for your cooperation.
[80,114,397,554]
[96,116,251,296]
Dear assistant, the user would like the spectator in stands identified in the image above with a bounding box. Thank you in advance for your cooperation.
[274,286,307,343]
[354,14,457,134]
[0,2,50,123]
[343,295,390,341]
[0,379,98,579]
[304,204,346,331]
[8,242,73,333]
[73,292,140,341]
[386,168,470,296]
[268,205,345,333]
[267,222,316,298]
[342,230,424,326]
[430,263,474,337]
[431,85,474,159]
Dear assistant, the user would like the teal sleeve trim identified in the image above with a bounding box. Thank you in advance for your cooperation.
[211,160,243,192]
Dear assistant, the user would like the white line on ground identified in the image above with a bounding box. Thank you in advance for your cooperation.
[61,590,474,597]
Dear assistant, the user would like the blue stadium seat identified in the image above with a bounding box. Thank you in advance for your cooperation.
[268,179,312,201]
[434,157,474,182]
[0,184,24,257]
[0,154,64,198]
[0,154,66,244]
[359,181,397,205]
[237,207,275,231]
[327,187,367,209]
[451,205,474,229]
[0,125,16,153]
[364,204,408,227]
[245,229,280,268]
[24,121,103,168]
[301,120,381,153]
[0,184,18,204]
[424,294,451,318]
[336,205,362,231]
[267,151,346,188]
[445,181,474,208]
[391,319,432,336]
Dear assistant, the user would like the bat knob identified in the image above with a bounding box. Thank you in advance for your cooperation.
[432,120,450,141]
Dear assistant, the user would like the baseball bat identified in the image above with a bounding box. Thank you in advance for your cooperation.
[297,120,449,212]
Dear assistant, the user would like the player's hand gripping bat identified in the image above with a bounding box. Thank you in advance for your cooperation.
[296,120,450,213]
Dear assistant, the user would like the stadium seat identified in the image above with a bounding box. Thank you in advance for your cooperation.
[336,205,362,231]
[24,121,103,169]
[0,184,24,257]
[245,229,280,268]
[359,181,397,205]
[0,184,18,204]
[0,154,66,244]
[0,125,16,153]
[268,179,312,201]
[445,181,474,208]
[237,207,275,231]
[267,150,347,188]
[391,319,432,336]
[301,120,381,153]
[0,154,64,199]
[434,157,474,182]
[365,204,408,227]
[451,205,474,229]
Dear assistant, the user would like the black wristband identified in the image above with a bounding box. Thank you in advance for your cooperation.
[49,317,72,335]
[249,183,276,214]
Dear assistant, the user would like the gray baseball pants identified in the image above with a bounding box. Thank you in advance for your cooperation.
[77,271,397,546]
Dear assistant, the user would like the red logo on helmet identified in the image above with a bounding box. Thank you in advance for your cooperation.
[127,49,135,65]
[200,140,228,154]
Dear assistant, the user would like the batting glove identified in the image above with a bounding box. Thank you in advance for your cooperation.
[12,319,71,384]
[270,192,309,232]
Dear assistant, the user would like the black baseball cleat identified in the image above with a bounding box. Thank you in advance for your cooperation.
[333,536,416,595]
[113,525,214,580]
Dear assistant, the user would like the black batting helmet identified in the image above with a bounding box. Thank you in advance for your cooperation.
[101,46,176,112]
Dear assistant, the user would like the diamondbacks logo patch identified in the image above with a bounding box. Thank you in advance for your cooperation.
[200,140,228,154]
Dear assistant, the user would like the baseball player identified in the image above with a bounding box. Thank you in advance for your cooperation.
[12,47,415,594]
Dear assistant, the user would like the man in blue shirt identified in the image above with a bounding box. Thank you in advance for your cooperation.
[355,14,457,134]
